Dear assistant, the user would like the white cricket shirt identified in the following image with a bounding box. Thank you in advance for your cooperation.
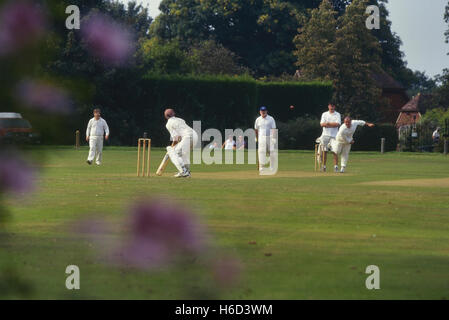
[166,117,194,139]
[86,117,110,137]
[336,120,366,144]
[320,111,341,138]
[224,139,235,150]
[254,115,276,138]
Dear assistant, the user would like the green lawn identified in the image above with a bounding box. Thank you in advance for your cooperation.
[1,146,449,299]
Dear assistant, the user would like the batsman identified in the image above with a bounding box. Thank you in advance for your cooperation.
[158,108,198,178]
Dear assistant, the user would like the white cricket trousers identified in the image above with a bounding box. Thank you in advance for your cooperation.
[167,132,199,173]
[333,142,351,167]
[87,136,104,164]
[258,136,276,169]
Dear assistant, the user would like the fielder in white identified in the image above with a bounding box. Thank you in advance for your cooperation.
[164,108,198,178]
[319,103,341,172]
[254,106,277,173]
[86,108,109,165]
[330,116,375,173]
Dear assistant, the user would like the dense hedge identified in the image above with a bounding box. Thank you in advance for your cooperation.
[352,123,398,152]
[277,117,322,150]
[139,75,259,146]
[74,75,332,147]
[257,81,333,121]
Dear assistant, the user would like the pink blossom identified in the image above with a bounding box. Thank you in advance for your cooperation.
[0,1,46,56]
[0,152,35,194]
[113,201,205,269]
[15,80,72,114]
[82,13,134,65]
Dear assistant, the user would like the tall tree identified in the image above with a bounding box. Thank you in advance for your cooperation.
[293,0,337,81]
[445,1,449,54]
[288,0,350,15]
[406,71,436,97]
[333,0,383,118]
[47,1,153,77]
[433,69,449,109]
[370,1,407,84]
[188,40,249,75]
[138,38,196,75]
[151,0,304,76]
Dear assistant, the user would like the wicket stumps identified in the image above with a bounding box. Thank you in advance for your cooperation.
[137,138,151,177]
[314,143,325,172]
[75,130,80,149]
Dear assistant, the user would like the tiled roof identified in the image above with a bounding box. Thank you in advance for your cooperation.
[401,94,422,112]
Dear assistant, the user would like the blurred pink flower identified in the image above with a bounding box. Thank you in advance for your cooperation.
[15,80,72,114]
[114,201,205,269]
[82,13,134,65]
[0,152,35,194]
[0,1,46,56]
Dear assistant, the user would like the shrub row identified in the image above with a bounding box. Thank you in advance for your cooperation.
[352,123,398,152]
[74,75,333,147]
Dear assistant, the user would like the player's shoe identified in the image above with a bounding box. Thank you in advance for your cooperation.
[321,166,326,172]
[86,160,92,165]
[334,165,339,173]
[174,170,191,178]
[340,167,345,173]
[182,171,191,178]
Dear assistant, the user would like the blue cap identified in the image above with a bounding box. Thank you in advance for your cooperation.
[260,106,267,111]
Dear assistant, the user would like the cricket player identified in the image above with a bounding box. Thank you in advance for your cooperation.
[86,108,109,165]
[330,116,375,173]
[164,108,198,178]
[319,103,341,172]
[254,106,276,172]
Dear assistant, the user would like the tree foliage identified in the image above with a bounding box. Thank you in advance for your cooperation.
[432,69,449,109]
[406,71,437,97]
[48,1,152,77]
[333,0,383,119]
[151,0,304,76]
[445,1,449,53]
[421,106,449,128]
[293,0,337,81]
[188,40,249,75]
[139,38,196,75]
[294,0,383,119]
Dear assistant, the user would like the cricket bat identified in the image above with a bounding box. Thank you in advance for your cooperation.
[156,141,177,176]
[156,153,170,176]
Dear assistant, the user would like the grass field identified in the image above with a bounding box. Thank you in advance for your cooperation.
[1,146,449,299]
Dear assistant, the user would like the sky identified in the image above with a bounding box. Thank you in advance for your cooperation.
[385,0,448,78]
[125,0,448,78]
